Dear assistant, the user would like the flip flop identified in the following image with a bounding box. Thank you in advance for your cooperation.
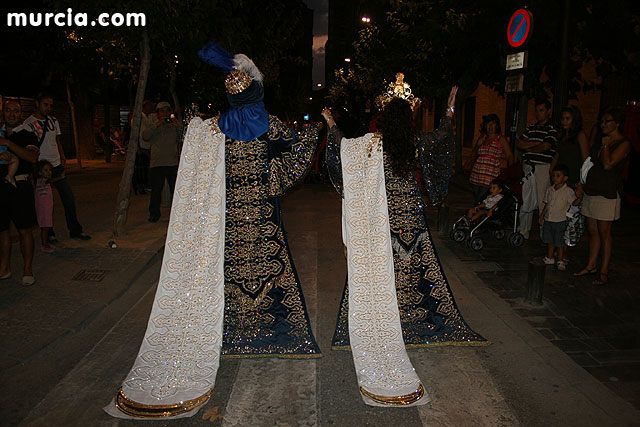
[593,273,608,285]
[573,268,597,277]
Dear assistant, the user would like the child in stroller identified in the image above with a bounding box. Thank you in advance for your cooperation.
[451,179,525,250]
[466,179,504,223]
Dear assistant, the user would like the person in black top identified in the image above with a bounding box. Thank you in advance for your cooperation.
[0,100,41,286]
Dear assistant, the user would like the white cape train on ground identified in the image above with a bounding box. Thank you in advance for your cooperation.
[105,118,226,418]
[341,133,429,407]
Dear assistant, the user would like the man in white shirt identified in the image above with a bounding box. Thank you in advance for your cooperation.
[23,92,90,240]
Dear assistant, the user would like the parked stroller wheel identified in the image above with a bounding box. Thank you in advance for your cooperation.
[469,236,484,251]
[451,229,466,243]
[508,232,525,247]
[493,229,505,240]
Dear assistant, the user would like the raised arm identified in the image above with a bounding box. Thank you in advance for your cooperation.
[321,108,345,196]
[417,86,457,206]
[267,116,318,196]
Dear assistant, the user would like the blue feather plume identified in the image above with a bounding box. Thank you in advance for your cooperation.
[198,42,234,72]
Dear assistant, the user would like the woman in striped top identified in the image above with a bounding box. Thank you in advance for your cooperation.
[469,114,514,201]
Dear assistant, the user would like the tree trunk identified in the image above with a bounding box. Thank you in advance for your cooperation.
[113,29,151,237]
[66,77,82,168]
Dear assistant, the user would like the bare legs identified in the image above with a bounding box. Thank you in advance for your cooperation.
[577,216,612,283]
[19,228,34,277]
[0,228,34,278]
[585,217,599,270]
[0,230,10,276]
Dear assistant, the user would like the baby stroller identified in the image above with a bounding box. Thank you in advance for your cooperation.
[450,187,525,251]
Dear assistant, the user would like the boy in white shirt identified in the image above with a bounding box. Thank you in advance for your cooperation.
[539,164,583,270]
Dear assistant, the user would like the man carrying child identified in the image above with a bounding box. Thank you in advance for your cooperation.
[539,164,583,271]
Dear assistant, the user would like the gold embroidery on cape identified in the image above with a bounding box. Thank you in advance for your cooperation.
[224,136,283,296]
[267,116,318,196]
[222,229,315,355]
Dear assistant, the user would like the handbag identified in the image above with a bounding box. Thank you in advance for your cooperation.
[579,156,593,184]
[564,204,584,247]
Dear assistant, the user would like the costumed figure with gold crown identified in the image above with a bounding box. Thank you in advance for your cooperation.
[105,43,320,419]
[321,74,487,407]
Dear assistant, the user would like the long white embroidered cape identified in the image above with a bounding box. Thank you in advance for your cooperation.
[341,133,429,407]
[105,118,226,418]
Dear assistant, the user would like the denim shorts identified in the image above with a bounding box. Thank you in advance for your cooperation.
[542,220,567,247]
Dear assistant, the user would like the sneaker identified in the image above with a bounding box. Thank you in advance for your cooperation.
[71,233,91,241]
[557,261,567,271]
[542,257,555,265]
[42,245,56,253]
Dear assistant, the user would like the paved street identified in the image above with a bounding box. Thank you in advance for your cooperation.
[1,159,639,426]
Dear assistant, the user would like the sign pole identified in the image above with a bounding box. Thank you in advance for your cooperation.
[505,8,533,155]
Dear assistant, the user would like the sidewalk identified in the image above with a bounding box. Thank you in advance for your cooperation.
[0,159,170,426]
[443,173,640,410]
[7,177,639,426]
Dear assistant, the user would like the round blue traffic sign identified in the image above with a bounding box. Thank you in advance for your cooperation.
[507,9,533,48]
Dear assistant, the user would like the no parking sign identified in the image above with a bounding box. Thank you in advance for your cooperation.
[507,8,533,48]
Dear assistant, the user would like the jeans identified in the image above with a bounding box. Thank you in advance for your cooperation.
[148,165,178,218]
[51,165,83,236]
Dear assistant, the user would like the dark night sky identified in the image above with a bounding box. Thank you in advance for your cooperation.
[303,0,328,87]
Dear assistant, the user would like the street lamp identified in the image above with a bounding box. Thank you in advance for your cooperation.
[344,58,351,62]
[361,16,371,23]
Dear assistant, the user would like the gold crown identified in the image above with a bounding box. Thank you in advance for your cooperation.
[225,69,252,95]
[375,73,421,110]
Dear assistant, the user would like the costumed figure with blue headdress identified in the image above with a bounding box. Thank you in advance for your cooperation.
[105,44,320,419]
[321,75,487,407]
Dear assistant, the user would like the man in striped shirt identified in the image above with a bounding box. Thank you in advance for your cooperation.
[516,100,558,239]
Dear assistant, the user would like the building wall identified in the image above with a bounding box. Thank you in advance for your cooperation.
[461,60,603,170]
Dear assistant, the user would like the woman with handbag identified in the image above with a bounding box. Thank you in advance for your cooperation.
[574,107,631,285]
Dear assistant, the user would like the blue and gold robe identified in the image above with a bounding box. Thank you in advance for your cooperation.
[222,116,321,357]
[326,117,487,349]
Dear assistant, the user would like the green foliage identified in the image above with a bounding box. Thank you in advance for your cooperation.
[2,0,313,115]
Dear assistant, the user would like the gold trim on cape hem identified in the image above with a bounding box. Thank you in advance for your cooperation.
[360,383,425,406]
[332,340,491,351]
[114,388,212,418]
[221,352,322,359]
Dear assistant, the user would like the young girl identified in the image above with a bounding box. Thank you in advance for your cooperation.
[35,160,55,252]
